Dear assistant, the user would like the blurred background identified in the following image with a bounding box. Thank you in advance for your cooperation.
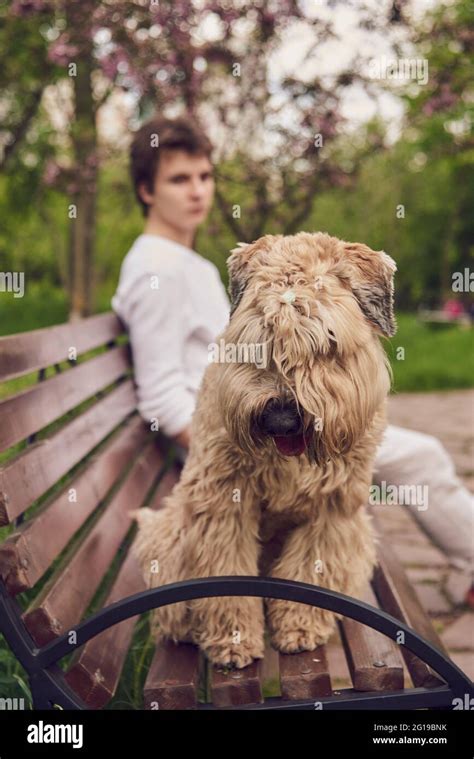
[0,0,473,391]
[0,0,473,705]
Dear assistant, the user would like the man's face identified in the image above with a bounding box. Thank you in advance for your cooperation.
[140,149,214,232]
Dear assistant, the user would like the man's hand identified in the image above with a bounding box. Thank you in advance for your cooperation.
[173,425,191,450]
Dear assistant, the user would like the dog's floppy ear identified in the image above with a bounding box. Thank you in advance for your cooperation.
[342,242,397,337]
[227,242,251,316]
[227,235,282,316]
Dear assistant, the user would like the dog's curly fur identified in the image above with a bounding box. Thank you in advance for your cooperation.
[131,231,397,669]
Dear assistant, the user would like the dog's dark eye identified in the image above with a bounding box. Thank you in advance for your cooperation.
[328,329,336,341]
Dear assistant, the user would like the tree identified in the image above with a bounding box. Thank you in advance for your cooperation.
[401,0,474,298]
[3,0,406,315]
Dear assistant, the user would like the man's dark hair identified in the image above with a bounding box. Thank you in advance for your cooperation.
[130,115,213,216]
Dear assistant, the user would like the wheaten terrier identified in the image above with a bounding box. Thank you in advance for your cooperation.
[132,231,397,669]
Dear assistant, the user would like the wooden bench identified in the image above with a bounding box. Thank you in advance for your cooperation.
[0,313,471,710]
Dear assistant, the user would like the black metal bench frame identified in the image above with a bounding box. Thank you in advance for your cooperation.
[1,573,472,710]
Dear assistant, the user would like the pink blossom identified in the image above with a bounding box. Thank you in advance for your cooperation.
[47,34,79,66]
[98,47,131,82]
[42,159,61,187]
[422,84,458,116]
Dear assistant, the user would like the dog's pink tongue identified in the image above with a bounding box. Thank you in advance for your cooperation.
[274,433,307,456]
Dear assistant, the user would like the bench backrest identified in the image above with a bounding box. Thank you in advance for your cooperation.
[0,312,180,707]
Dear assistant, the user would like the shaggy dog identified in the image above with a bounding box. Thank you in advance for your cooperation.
[132,231,397,669]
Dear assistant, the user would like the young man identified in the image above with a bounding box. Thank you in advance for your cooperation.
[112,115,473,606]
[112,116,229,451]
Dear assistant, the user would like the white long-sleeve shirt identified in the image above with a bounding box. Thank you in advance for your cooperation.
[112,233,230,436]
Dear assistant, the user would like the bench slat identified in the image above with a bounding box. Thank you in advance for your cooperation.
[22,442,160,646]
[0,380,137,525]
[141,467,204,711]
[339,584,405,691]
[65,549,144,709]
[0,417,149,595]
[65,466,180,709]
[279,646,332,700]
[371,531,446,688]
[0,345,130,451]
[0,313,123,382]
[210,658,264,707]
[143,641,202,710]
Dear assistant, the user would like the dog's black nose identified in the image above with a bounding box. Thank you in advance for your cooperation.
[259,399,302,436]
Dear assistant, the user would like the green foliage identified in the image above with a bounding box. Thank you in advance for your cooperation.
[0,0,62,210]
[403,0,473,157]
[307,136,473,307]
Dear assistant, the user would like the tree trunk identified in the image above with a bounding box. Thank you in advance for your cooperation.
[67,4,97,320]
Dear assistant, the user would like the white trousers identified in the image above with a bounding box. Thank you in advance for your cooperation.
[374,425,474,576]
[175,425,474,577]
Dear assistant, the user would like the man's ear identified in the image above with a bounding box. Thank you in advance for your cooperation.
[341,242,397,337]
[138,181,154,207]
[227,235,282,316]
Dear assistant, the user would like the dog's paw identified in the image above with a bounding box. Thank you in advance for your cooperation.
[270,627,331,654]
[203,640,265,670]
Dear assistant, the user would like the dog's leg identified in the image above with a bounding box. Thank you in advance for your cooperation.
[185,495,266,669]
[132,505,193,644]
[265,506,378,653]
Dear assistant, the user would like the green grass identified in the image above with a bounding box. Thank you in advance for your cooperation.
[386,314,474,393]
[0,639,33,709]
[0,282,68,335]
